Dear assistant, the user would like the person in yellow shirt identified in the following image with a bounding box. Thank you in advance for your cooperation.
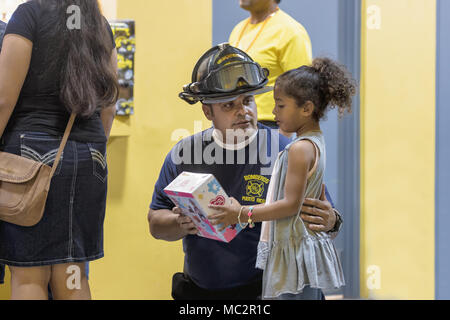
[229,0,312,137]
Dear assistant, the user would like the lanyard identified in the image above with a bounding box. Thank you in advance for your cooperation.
[234,7,279,52]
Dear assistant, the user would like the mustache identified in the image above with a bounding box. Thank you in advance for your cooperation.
[233,117,254,125]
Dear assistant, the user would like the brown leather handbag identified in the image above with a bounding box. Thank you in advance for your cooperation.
[0,113,76,227]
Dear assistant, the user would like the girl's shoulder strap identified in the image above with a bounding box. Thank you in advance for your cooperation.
[286,131,324,150]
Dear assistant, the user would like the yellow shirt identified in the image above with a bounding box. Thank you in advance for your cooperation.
[229,9,312,122]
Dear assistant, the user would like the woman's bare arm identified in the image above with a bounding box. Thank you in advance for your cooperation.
[0,34,33,137]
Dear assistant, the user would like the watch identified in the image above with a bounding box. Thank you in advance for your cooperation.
[328,209,343,234]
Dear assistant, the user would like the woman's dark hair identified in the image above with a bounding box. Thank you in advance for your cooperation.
[38,0,119,117]
[275,0,281,3]
[275,57,357,121]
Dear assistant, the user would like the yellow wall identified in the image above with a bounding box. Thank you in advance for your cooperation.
[90,0,212,299]
[99,0,117,20]
[0,269,9,299]
[0,0,212,300]
[360,0,436,299]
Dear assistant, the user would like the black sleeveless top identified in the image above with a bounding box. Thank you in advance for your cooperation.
[4,1,116,142]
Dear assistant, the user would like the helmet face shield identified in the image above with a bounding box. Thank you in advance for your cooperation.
[179,43,272,105]
[179,85,273,105]
[192,62,269,93]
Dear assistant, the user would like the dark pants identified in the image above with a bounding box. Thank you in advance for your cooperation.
[172,273,262,300]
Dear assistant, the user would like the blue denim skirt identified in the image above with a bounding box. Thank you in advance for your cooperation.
[0,131,107,266]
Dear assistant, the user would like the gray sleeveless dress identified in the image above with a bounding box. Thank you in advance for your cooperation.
[256,131,345,299]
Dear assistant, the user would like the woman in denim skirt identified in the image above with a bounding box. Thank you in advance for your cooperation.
[0,0,118,299]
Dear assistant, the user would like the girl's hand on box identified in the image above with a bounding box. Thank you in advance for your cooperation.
[209,197,241,232]
[173,207,198,236]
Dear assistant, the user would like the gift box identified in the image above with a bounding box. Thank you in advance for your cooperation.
[163,172,243,243]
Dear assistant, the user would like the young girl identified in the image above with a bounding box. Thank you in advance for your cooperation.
[209,57,356,300]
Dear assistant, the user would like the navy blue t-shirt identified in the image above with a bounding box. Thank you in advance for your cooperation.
[150,124,290,290]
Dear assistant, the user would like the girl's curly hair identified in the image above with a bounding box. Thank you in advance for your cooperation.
[275,57,357,121]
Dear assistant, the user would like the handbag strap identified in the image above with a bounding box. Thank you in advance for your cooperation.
[50,113,76,177]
